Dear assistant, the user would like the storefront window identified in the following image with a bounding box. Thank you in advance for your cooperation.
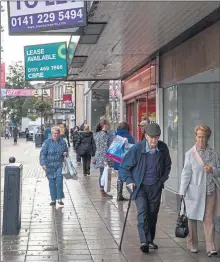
[163,82,220,193]
[163,85,179,192]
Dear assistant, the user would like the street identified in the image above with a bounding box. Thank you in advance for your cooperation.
[1,138,220,262]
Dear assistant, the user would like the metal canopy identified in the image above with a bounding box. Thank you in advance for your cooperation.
[67,1,220,81]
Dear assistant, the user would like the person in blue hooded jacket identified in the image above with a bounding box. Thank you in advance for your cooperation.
[114,122,135,201]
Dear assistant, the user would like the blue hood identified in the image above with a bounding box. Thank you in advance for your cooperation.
[116,129,129,136]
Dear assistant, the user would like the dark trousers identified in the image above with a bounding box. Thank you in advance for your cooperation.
[76,154,81,163]
[135,184,162,244]
[81,154,91,175]
[66,135,70,147]
[99,167,104,188]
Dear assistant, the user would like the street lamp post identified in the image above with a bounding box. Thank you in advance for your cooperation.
[34,89,48,144]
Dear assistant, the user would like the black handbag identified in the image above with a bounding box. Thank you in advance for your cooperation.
[175,197,189,238]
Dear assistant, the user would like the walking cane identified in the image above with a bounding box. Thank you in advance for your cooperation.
[118,192,133,251]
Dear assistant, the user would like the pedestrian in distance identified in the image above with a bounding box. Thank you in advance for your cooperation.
[80,120,87,131]
[119,123,171,253]
[75,125,96,176]
[93,120,113,199]
[40,127,68,206]
[25,128,29,141]
[138,117,150,141]
[65,125,71,147]
[179,125,220,257]
[5,128,10,139]
[13,126,19,144]
[72,126,81,164]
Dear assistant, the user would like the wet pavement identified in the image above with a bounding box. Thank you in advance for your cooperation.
[1,138,220,262]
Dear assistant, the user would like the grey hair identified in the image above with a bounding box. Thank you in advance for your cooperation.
[51,127,60,133]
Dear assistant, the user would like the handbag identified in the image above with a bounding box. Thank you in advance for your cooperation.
[175,197,189,238]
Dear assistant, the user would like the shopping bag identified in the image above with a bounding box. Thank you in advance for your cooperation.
[106,135,127,163]
[63,156,78,180]
[62,161,69,176]
[107,135,134,163]
[100,166,111,193]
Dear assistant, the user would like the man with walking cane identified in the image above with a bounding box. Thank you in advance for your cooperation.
[119,123,171,253]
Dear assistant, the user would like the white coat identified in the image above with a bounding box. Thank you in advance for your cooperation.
[179,145,220,221]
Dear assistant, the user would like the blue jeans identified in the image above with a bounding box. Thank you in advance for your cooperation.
[99,167,104,188]
[47,167,64,201]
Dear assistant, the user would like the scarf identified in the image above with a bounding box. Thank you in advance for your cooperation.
[196,145,215,196]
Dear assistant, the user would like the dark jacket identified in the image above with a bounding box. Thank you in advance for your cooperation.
[13,127,19,138]
[119,140,172,200]
[65,128,69,137]
[75,131,96,156]
[114,129,135,171]
[72,131,79,148]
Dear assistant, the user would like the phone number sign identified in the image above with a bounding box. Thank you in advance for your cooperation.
[8,1,87,34]
[24,42,67,81]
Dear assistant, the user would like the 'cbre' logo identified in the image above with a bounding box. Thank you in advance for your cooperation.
[16,1,75,9]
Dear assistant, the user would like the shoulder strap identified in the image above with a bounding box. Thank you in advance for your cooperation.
[192,146,204,165]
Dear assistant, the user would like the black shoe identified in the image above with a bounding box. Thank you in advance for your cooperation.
[50,201,56,206]
[148,242,158,249]
[117,195,128,201]
[58,201,64,205]
[140,243,149,253]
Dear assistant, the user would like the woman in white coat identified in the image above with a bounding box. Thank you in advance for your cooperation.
[179,125,220,257]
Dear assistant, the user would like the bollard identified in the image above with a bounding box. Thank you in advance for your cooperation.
[2,163,23,235]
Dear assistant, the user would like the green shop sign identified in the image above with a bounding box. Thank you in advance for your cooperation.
[24,42,67,81]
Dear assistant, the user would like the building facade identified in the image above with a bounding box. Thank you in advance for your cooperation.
[157,21,220,220]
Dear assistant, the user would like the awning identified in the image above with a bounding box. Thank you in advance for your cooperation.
[67,1,220,81]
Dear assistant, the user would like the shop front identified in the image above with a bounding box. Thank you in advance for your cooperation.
[160,21,220,219]
[123,61,157,141]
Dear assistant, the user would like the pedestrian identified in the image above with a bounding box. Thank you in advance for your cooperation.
[25,127,29,141]
[5,128,9,139]
[179,125,220,257]
[40,127,68,206]
[44,125,51,141]
[13,126,19,144]
[75,125,96,176]
[138,117,150,141]
[119,123,171,253]
[65,125,71,147]
[93,120,113,199]
[114,122,135,201]
[70,128,74,141]
[72,126,81,164]
[80,120,87,131]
